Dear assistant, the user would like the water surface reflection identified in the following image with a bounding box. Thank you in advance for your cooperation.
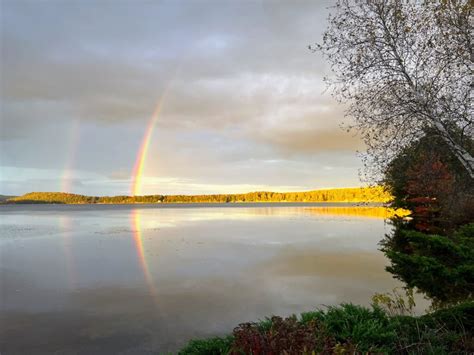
[131,209,160,306]
[0,204,424,354]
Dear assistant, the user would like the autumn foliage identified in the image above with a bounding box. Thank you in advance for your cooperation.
[404,152,456,232]
[385,133,474,233]
[230,316,337,354]
[6,186,392,205]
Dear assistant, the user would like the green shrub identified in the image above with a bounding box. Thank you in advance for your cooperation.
[299,310,325,325]
[316,304,396,352]
[178,336,233,355]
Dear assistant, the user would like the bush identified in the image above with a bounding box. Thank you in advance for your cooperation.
[230,315,336,354]
[317,304,396,352]
[179,336,233,355]
[179,302,473,354]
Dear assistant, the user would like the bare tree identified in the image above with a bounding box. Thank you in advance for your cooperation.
[314,0,473,180]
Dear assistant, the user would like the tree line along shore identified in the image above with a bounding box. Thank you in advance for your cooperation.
[5,186,391,204]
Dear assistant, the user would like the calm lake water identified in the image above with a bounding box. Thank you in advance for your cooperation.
[0,204,426,354]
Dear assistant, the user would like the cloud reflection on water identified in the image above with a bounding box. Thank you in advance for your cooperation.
[1,204,421,354]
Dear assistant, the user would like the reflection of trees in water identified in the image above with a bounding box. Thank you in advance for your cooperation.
[380,220,473,308]
[226,206,408,219]
[182,206,409,220]
[304,207,408,219]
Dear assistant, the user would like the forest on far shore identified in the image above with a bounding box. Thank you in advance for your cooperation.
[5,186,391,204]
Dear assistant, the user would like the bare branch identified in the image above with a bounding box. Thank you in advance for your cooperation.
[315,0,474,181]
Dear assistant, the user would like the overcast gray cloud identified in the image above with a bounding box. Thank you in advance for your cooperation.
[0,0,364,196]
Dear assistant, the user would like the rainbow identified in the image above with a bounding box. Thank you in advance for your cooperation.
[130,94,167,196]
[131,209,159,302]
[130,59,183,196]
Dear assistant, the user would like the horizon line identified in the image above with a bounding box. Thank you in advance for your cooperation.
[8,185,385,198]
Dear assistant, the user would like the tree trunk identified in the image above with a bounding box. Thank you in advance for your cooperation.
[432,120,474,179]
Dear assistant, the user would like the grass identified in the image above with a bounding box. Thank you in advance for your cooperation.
[179,301,474,354]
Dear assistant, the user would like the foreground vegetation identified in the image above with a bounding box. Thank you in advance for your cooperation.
[5,186,391,204]
[180,301,474,354]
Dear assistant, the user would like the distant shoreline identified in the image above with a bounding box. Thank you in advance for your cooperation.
[1,201,387,206]
[3,187,392,205]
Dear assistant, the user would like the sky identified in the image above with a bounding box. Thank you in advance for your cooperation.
[0,0,365,196]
